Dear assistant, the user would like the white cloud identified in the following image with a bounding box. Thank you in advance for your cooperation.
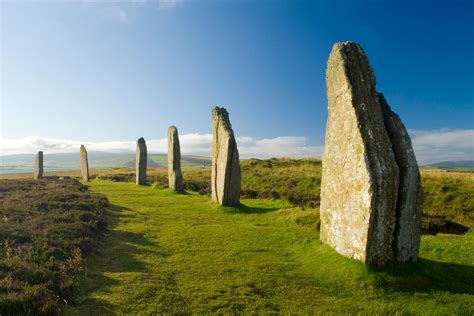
[116,7,128,22]
[241,136,323,159]
[0,136,135,155]
[0,134,321,159]
[236,136,254,144]
[79,0,183,25]
[158,0,183,10]
[131,0,147,5]
[1,129,472,164]
[410,129,474,164]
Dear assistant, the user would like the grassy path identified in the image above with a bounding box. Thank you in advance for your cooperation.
[69,180,474,314]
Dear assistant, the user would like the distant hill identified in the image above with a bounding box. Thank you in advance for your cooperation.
[426,160,474,169]
[125,158,161,168]
[0,152,211,170]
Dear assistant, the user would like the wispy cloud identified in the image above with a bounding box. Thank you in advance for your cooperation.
[0,134,321,159]
[1,129,472,164]
[116,7,128,23]
[158,0,183,10]
[81,0,183,25]
[131,0,147,5]
[410,129,474,164]
[239,136,323,159]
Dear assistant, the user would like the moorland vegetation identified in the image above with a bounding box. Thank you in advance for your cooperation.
[0,178,109,314]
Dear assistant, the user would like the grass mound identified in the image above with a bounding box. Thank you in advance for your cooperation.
[0,178,109,315]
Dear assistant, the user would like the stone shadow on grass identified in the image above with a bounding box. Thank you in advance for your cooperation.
[171,189,191,195]
[366,258,474,295]
[222,203,280,214]
[420,215,470,235]
[94,205,169,272]
[72,204,168,311]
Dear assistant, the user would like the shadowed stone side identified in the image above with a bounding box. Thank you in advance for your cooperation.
[379,94,423,263]
[33,151,43,180]
[136,137,147,185]
[168,126,184,191]
[80,145,90,181]
[211,106,241,206]
[320,42,399,266]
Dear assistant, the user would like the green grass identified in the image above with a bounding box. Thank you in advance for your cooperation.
[68,180,474,314]
[86,159,474,223]
[241,158,322,206]
[422,174,474,227]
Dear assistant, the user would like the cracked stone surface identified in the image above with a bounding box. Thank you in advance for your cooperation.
[320,42,421,266]
[380,93,423,263]
[211,107,241,206]
[168,126,184,191]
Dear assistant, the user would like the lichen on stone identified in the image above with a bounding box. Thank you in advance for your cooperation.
[320,41,423,266]
[211,106,241,206]
[168,126,184,191]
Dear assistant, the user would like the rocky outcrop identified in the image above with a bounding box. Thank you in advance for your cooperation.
[33,151,43,180]
[320,42,422,266]
[168,126,184,191]
[211,107,241,206]
[136,137,147,185]
[80,145,90,181]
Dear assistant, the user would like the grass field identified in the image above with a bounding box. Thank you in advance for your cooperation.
[67,180,474,314]
[2,159,473,314]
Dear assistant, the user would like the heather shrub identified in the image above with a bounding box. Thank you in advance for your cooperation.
[0,178,109,315]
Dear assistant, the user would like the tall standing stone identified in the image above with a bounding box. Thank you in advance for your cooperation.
[80,145,90,181]
[211,107,241,206]
[33,151,43,180]
[320,42,422,266]
[136,137,147,185]
[168,126,184,191]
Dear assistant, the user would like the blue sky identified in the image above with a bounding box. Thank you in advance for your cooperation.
[1,0,473,163]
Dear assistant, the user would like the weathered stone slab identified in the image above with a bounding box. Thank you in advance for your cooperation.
[320,42,399,266]
[33,151,43,180]
[320,42,423,266]
[379,94,423,263]
[168,126,184,191]
[211,107,241,206]
[80,145,90,181]
[136,137,147,185]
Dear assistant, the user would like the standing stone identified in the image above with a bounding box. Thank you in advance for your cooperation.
[80,145,90,181]
[168,126,184,191]
[136,137,147,185]
[379,94,423,263]
[321,42,423,266]
[33,151,43,180]
[211,107,241,206]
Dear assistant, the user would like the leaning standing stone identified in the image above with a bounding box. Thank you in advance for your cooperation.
[168,126,184,191]
[211,107,241,206]
[80,145,90,181]
[33,151,43,180]
[136,137,147,185]
[320,42,399,267]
